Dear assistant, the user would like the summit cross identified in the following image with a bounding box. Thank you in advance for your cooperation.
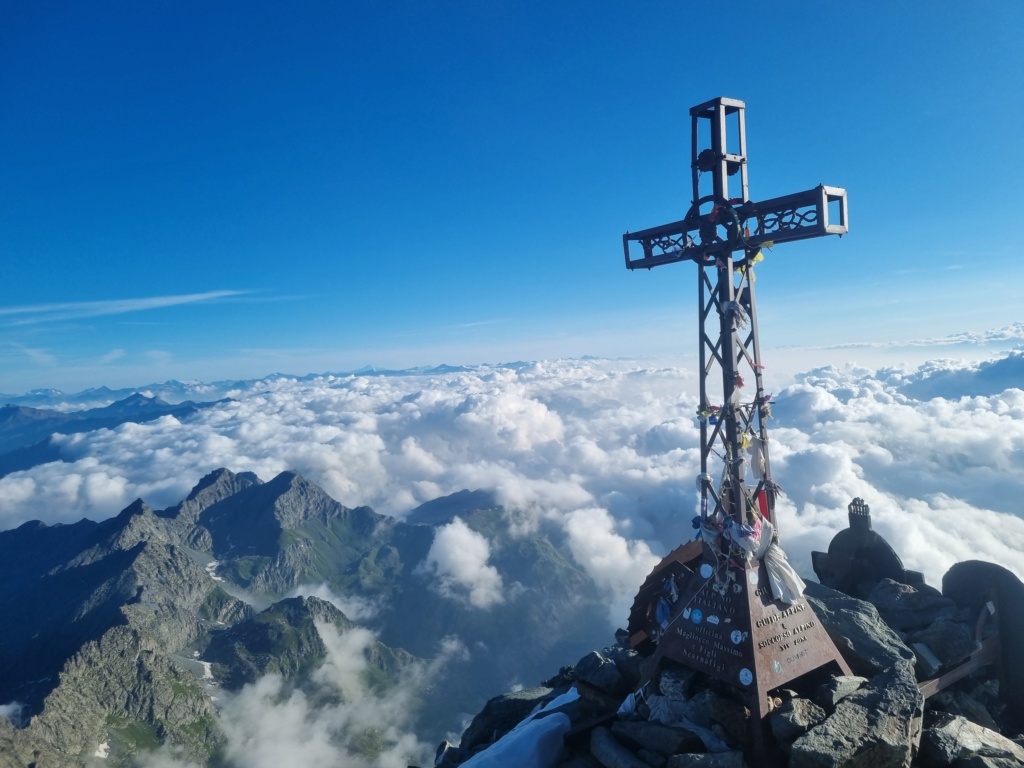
[622,97,851,761]
[624,96,848,532]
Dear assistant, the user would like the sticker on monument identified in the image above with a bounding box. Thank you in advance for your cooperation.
[700,564,713,579]
[739,668,753,686]
[707,615,720,625]
[682,607,691,620]
[773,661,783,674]
[730,630,745,645]
[732,583,742,594]
[690,609,703,625]
[748,570,759,586]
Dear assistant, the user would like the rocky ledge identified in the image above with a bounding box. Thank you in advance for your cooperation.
[430,562,1024,768]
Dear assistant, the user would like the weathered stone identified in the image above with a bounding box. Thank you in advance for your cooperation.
[665,751,746,768]
[930,689,1000,733]
[459,686,554,751]
[789,661,923,768]
[918,713,1024,767]
[812,675,868,713]
[909,618,978,670]
[944,560,1024,723]
[804,581,916,677]
[769,698,827,753]
[577,651,628,696]
[866,578,960,631]
[610,720,705,756]
[590,726,651,768]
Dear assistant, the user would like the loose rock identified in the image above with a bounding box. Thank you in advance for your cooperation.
[918,713,1024,767]
[789,661,923,768]
[804,581,916,677]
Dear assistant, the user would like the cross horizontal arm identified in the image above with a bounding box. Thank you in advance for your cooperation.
[623,184,848,271]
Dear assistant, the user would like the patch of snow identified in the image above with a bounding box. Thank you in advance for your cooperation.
[199,661,213,680]
[205,560,224,582]
[93,741,109,758]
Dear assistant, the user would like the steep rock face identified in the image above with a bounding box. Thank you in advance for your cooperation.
[0,468,614,766]
[160,467,263,527]
[0,626,218,768]
[0,502,226,710]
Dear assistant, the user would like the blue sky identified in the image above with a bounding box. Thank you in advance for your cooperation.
[2,1,1022,393]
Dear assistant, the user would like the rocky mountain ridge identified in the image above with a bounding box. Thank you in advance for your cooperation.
[0,468,611,766]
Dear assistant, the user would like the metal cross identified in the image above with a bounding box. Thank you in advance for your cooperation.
[622,97,851,763]
[624,96,848,534]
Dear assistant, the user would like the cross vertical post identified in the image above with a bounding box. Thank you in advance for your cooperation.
[622,97,852,761]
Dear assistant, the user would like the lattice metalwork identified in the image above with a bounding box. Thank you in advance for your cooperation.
[622,97,852,762]
[624,97,847,533]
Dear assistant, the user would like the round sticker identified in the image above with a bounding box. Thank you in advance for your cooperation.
[690,609,703,625]
[747,570,759,586]
[772,660,783,675]
[730,630,743,645]
[739,668,753,686]
[700,563,713,579]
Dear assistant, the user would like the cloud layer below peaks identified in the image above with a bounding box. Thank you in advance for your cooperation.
[2,353,1023,618]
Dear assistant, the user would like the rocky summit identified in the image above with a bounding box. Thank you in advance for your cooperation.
[430,567,1024,768]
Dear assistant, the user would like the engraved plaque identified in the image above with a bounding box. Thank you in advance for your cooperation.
[652,543,851,715]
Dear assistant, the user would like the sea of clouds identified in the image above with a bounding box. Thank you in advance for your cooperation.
[3,352,1024,617]
[3,350,1024,765]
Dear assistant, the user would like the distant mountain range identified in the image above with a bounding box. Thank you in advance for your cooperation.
[0,394,230,479]
[0,363,533,410]
[0,469,610,766]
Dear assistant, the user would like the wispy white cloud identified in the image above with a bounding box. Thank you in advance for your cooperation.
[0,290,250,326]
[97,349,126,365]
[12,344,58,365]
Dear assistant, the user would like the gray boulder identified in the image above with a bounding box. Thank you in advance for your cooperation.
[943,560,1024,723]
[918,713,1024,767]
[804,581,916,677]
[459,686,554,751]
[576,651,628,697]
[769,698,827,754]
[929,689,1000,732]
[812,675,868,713]
[789,661,923,768]
[866,578,960,631]
[909,618,978,671]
